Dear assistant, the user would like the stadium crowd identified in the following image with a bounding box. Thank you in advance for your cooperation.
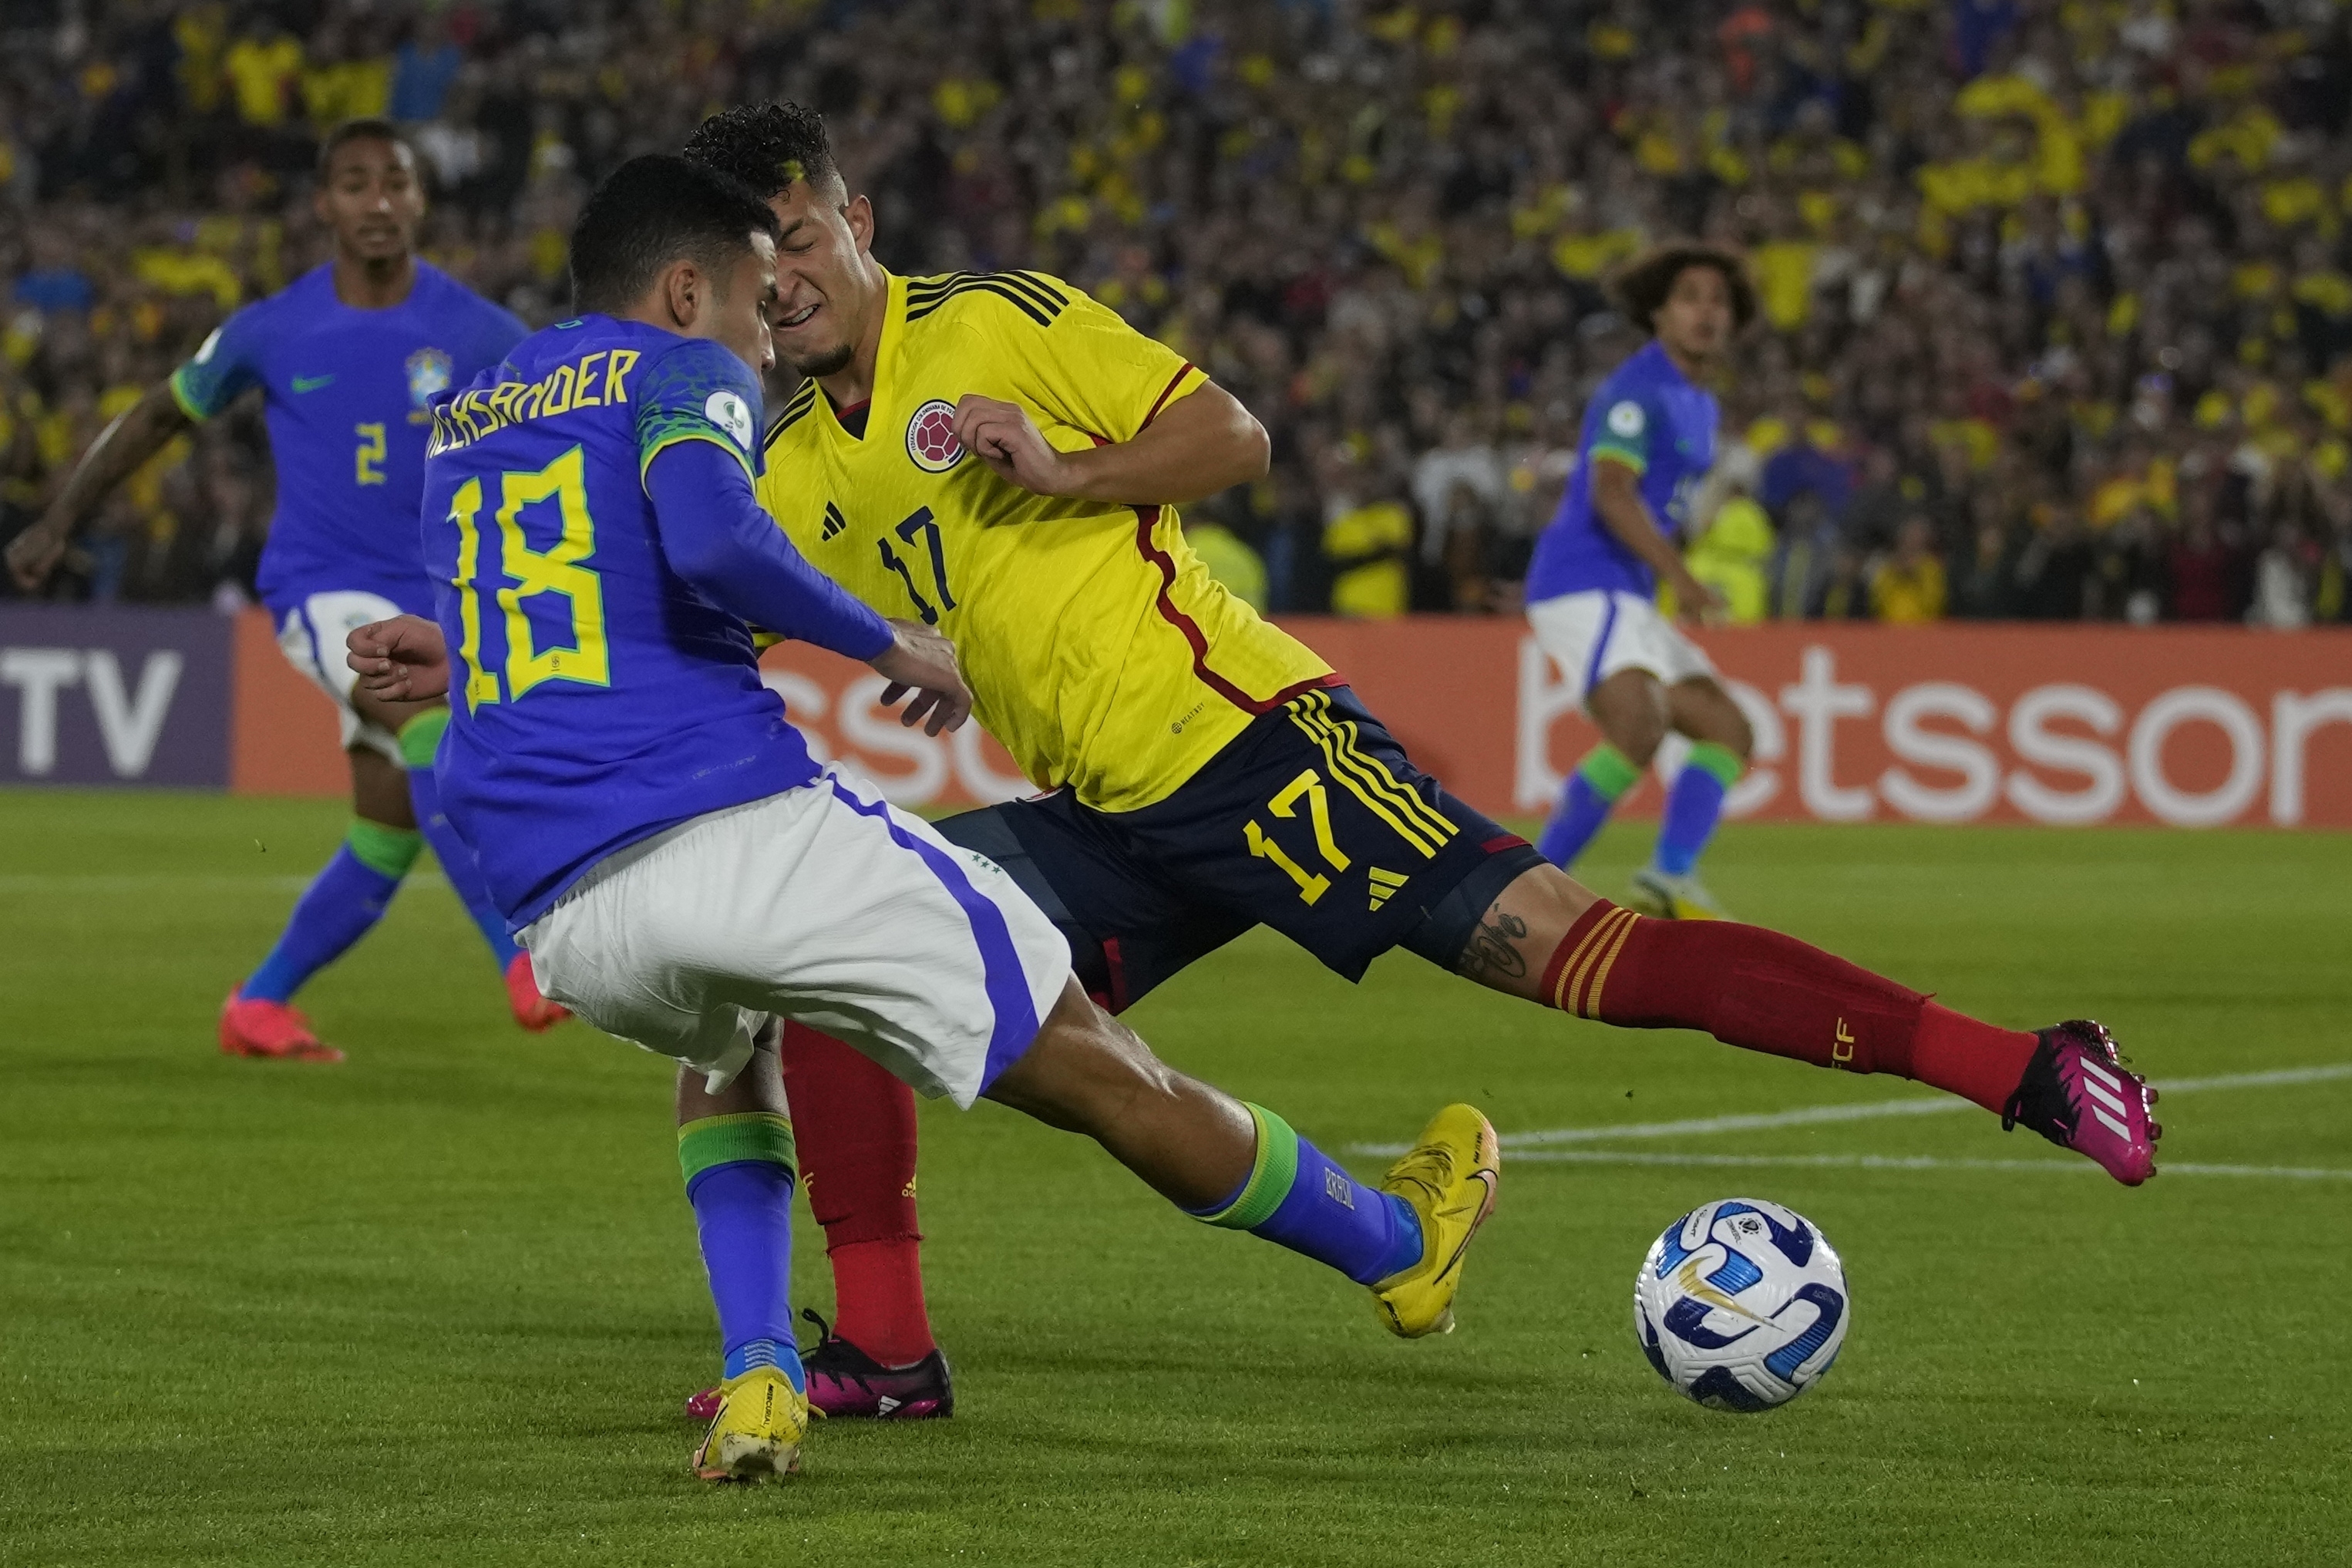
[2,0,2348,625]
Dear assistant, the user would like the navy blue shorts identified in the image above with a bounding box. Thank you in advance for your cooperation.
[934,686,1544,1011]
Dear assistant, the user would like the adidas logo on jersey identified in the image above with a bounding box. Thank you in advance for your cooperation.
[1367,866,1409,911]
[820,501,848,541]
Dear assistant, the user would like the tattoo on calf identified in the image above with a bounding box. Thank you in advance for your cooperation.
[1459,909,1529,981]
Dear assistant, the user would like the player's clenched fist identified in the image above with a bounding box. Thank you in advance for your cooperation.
[951,393,1079,497]
[870,617,972,737]
[347,614,451,702]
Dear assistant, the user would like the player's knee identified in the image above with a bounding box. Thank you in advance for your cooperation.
[1719,704,1755,762]
[1590,675,1670,765]
[1609,710,1668,767]
[988,984,1163,1132]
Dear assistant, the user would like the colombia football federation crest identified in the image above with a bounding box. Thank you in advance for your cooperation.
[405,347,454,412]
[905,399,965,472]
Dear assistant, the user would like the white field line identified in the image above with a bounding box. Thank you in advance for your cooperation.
[1347,1063,2352,1158]
[1502,1150,2352,1180]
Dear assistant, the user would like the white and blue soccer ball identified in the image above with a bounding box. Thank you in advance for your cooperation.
[1632,1197,1849,1412]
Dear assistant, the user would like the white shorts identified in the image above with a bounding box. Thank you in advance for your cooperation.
[1526,589,1718,706]
[274,589,406,762]
[520,768,1072,1106]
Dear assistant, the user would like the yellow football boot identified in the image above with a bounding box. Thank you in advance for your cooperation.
[691,1366,811,1482]
[1370,1102,1500,1338]
[1627,867,1728,920]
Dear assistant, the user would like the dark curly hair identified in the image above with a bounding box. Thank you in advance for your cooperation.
[682,101,841,200]
[1611,242,1758,335]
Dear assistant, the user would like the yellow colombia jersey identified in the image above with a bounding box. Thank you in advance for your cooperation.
[756,269,1332,813]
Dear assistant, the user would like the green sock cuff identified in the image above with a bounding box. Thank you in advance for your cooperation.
[1196,1104,1299,1232]
[345,818,422,879]
[1576,742,1643,802]
[396,705,452,771]
[1684,741,1745,789]
[678,1112,797,1188]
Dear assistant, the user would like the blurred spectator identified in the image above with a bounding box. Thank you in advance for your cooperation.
[2168,499,2247,624]
[1318,450,1412,620]
[1412,411,1506,609]
[0,0,2345,623]
[1871,516,1950,624]
[1687,490,1773,625]
[390,14,463,125]
[1186,520,1269,613]
[1771,490,1842,618]
[2249,524,2315,628]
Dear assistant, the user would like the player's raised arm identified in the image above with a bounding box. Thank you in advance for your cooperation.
[645,438,973,735]
[5,380,194,591]
[945,278,1269,507]
[951,378,1267,506]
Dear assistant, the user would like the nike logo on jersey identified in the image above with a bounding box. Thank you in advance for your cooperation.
[291,374,336,392]
[820,501,848,541]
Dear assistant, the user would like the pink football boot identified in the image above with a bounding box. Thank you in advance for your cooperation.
[2004,1020,2160,1186]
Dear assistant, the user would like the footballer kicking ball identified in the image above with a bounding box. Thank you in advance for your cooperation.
[1632,1197,1849,1412]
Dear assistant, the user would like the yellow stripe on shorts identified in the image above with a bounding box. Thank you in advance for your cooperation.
[1286,691,1456,858]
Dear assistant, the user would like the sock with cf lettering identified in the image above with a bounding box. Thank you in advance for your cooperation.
[1185,1104,1424,1284]
[1543,900,2040,1112]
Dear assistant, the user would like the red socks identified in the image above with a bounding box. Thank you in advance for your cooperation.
[1543,901,2037,1112]
[777,1021,937,1367]
[1910,1001,2042,1115]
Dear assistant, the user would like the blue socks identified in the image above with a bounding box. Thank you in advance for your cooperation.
[1653,742,1744,877]
[241,702,533,1008]
[681,1112,807,1392]
[1539,739,1747,877]
[399,709,520,969]
[1188,1104,1424,1285]
[1538,742,1641,870]
[241,819,419,1003]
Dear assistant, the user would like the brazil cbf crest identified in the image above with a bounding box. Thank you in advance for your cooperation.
[405,348,454,409]
[906,399,964,472]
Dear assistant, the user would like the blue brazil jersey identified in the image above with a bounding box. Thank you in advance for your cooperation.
[1526,339,1718,601]
[420,316,823,927]
[171,261,527,612]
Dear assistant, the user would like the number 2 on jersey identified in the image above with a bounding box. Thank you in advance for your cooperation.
[354,423,387,486]
[876,506,957,624]
[446,444,610,708]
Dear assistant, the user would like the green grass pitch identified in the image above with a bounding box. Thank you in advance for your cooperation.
[2,790,2347,1566]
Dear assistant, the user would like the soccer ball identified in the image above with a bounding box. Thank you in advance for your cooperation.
[1632,1197,1849,1412]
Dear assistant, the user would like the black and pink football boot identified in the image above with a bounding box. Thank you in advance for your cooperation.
[685,1311,954,1423]
[2004,1020,2162,1186]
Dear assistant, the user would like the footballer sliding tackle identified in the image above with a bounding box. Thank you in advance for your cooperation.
[349,154,1499,1482]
